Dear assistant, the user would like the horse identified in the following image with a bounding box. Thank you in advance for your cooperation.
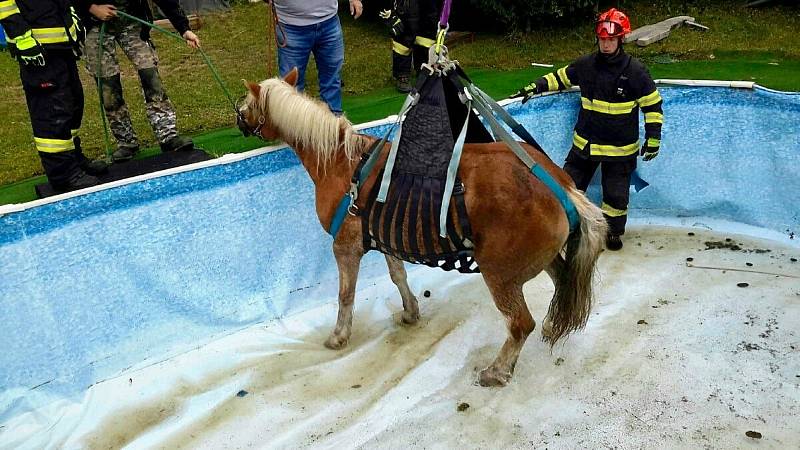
[237,69,608,387]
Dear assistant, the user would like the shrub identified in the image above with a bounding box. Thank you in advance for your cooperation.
[464,0,596,31]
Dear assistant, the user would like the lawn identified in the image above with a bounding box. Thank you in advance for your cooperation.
[0,0,798,204]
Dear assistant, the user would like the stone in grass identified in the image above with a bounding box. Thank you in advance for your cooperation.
[745,430,762,439]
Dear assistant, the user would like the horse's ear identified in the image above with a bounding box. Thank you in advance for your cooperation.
[243,80,261,97]
[283,67,299,87]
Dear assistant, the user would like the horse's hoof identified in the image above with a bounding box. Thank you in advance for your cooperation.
[401,310,420,325]
[324,334,349,350]
[478,366,512,387]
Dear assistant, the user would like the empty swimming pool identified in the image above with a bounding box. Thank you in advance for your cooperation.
[1,82,798,448]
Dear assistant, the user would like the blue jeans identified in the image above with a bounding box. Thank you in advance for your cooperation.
[277,15,344,115]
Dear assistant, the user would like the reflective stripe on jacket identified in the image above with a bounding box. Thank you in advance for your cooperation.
[534,49,663,160]
[0,0,79,50]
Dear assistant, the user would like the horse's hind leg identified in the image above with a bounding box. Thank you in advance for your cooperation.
[479,275,535,387]
[385,255,420,324]
[325,245,363,350]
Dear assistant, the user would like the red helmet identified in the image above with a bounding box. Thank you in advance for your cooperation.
[596,8,631,39]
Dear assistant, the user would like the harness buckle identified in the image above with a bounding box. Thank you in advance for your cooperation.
[347,203,360,216]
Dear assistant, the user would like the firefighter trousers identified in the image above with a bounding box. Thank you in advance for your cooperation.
[564,151,637,236]
[391,0,439,78]
[19,49,86,186]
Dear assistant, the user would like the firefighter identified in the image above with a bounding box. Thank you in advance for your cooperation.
[79,0,200,162]
[1,0,107,192]
[379,0,439,93]
[512,8,663,251]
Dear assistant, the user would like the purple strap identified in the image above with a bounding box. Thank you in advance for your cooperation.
[439,0,452,28]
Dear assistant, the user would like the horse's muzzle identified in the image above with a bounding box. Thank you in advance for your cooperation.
[236,111,252,137]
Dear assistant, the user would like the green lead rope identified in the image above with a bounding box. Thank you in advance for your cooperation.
[93,10,240,161]
[96,22,113,160]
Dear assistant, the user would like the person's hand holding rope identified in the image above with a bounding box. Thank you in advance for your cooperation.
[89,4,117,21]
[183,30,201,49]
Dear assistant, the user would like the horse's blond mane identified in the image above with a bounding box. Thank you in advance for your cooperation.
[252,78,357,167]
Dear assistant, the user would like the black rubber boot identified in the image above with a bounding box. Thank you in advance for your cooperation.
[74,137,109,175]
[81,159,109,175]
[160,135,194,152]
[52,170,99,192]
[396,75,412,93]
[606,233,623,251]
[112,146,140,162]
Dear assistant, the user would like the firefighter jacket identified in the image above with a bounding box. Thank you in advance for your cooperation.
[76,0,190,40]
[532,49,663,161]
[0,0,81,52]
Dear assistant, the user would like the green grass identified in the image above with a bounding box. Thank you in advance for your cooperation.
[1,0,799,205]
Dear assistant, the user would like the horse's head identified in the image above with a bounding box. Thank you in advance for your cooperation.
[236,68,299,140]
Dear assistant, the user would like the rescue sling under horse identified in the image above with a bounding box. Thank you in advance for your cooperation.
[237,69,608,387]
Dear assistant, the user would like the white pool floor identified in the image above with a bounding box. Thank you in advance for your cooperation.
[3,226,799,449]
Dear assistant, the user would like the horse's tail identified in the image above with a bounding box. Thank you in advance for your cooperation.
[545,187,608,345]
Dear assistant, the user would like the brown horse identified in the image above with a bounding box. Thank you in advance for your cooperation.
[238,69,608,386]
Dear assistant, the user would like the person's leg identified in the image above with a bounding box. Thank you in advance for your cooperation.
[600,158,637,249]
[312,15,344,115]
[412,0,438,72]
[277,21,314,92]
[84,26,140,159]
[67,54,107,175]
[563,150,599,192]
[118,24,190,151]
[21,52,95,190]
[392,7,417,91]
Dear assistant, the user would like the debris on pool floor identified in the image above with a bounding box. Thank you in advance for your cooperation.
[2,226,798,449]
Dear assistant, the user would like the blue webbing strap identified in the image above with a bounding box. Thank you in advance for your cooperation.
[530,165,581,232]
[468,85,580,233]
[329,194,352,239]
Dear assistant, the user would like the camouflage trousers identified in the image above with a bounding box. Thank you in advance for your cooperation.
[84,23,179,149]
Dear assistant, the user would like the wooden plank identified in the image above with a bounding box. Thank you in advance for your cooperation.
[445,31,475,48]
[153,14,203,33]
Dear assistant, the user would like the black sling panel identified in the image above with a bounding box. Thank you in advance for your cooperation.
[358,68,483,274]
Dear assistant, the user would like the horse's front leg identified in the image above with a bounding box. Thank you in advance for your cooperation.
[324,244,363,350]
[385,255,420,324]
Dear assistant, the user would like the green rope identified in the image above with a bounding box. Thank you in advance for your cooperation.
[92,11,239,161]
[114,10,238,110]
[95,22,113,161]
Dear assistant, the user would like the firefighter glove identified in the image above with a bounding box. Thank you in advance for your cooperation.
[15,32,46,67]
[379,9,403,36]
[510,82,538,104]
[641,144,659,161]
